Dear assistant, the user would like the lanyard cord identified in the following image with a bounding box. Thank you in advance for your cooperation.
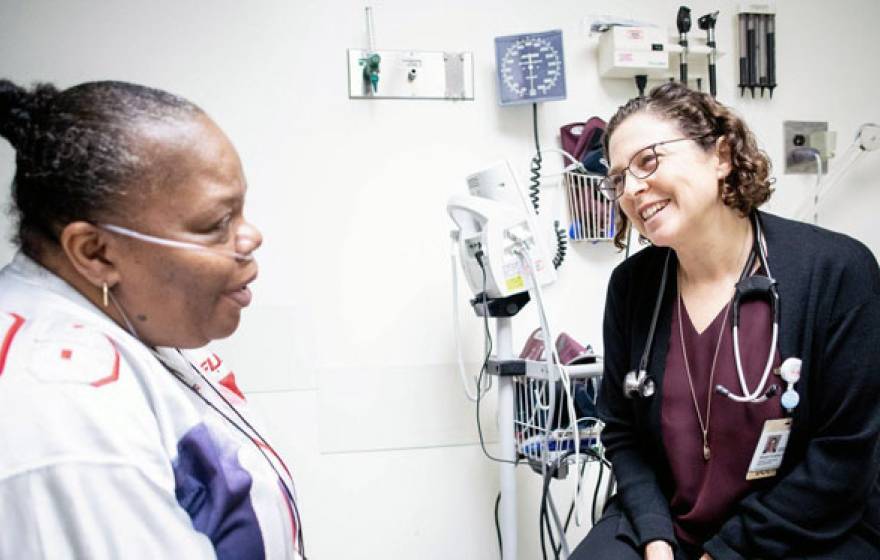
[106,287,305,556]
[160,351,306,559]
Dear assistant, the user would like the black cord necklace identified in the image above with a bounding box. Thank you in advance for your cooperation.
[105,292,306,557]
[160,350,307,559]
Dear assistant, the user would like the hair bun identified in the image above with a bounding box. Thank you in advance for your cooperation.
[0,79,59,151]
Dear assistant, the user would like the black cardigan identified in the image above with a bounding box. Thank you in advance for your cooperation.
[598,211,880,559]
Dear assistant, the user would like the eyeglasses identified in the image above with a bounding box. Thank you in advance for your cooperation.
[599,134,712,201]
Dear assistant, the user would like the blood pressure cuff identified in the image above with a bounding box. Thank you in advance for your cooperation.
[517,329,599,428]
[560,116,606,165]
[581,147,608,175]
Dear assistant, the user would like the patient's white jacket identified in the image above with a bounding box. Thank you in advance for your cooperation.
[0,253,302,560]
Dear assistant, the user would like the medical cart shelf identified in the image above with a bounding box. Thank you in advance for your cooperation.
[487,357,603,379]
[489,335,608,559]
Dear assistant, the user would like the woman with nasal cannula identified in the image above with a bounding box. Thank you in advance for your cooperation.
[0,80,305,559]
[570,82,880,560]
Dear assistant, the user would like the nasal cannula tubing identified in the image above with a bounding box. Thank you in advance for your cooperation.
[99,223,255,261]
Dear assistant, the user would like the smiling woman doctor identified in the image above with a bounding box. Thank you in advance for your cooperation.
[0,80,304,559]
[570,83,880,560]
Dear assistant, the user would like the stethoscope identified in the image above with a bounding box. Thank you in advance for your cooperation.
[624,212,797,409]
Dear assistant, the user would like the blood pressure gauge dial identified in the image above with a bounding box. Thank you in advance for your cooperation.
[494,30,567,106]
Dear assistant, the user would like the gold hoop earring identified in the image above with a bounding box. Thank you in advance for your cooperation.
[102,282,109,308]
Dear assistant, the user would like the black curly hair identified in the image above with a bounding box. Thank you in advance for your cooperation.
[0,79,203,259]
[603,82,773,250]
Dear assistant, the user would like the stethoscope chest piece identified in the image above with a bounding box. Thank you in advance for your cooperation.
[624,369,656,399]
[624,250,672,400]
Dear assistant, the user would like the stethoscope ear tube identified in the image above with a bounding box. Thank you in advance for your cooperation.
[732,275,776,326]
[624,250,671,399]
[640,250,672,372]
[626,213,784,406]
[721,212,783,403]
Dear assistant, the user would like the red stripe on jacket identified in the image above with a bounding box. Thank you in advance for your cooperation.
[0,313,26,377]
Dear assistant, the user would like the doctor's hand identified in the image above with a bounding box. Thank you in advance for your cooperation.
[644,540,674,560]
[699,555,714,560]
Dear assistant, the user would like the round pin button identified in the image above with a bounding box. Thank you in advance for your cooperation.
[780,357,802,384]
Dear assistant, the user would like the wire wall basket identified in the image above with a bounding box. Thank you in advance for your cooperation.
[514,365,604,469]
[562,172,616,242]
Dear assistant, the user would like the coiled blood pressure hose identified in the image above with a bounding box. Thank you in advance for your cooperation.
[529,102,568,269]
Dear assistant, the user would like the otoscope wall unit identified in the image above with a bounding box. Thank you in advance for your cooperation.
[596,18,722,96]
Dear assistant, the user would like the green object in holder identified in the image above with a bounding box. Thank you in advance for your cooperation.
[361,53,381,93]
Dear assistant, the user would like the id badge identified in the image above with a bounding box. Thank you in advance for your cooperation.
[746,418,792,480]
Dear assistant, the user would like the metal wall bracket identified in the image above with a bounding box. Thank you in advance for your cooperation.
[347,49,474,100]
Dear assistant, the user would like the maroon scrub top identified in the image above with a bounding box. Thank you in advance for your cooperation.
[662,293,783,546]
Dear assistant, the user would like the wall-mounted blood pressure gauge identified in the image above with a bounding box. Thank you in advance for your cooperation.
[494,30,566,106]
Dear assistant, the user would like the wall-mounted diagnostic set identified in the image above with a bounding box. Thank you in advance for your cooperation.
[595,6,722,97]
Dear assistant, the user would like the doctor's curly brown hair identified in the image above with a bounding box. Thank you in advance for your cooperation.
[602,82,773,250]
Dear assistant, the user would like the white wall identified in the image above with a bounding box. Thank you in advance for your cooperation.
[1,1,879,558]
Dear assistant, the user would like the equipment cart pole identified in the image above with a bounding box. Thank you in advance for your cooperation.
[496,316,518,560]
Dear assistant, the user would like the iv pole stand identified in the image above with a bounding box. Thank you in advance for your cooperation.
[496,316,518,560]
[473,282,608,559]
[472,290,530,560]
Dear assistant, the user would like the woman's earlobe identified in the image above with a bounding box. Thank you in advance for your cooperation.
[715,137,733,178]
[59,221,120,288]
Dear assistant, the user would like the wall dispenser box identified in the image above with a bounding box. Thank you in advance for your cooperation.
[598,26,668,78]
